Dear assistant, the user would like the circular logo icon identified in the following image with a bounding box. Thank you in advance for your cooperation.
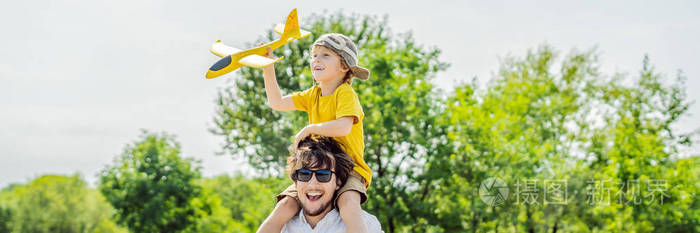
[479,177,509,206]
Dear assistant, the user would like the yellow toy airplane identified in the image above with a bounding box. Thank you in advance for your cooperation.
[206,8,312,79]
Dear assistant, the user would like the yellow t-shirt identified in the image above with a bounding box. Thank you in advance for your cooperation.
[292,83,371,188]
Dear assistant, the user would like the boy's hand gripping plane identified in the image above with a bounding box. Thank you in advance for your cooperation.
[205,8,312,79]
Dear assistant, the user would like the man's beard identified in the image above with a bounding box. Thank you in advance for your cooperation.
[302,198,333,217]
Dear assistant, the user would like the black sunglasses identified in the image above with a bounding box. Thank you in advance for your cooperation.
[294,169,335,183]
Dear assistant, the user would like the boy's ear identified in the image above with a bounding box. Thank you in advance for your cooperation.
[341,61,350,73]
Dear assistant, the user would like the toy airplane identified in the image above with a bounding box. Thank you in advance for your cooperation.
[206,8,312,79]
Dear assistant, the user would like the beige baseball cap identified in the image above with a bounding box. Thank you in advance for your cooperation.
[311,33,370,81]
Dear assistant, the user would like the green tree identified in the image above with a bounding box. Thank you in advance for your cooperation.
[578,56,698,232]
[0,185,16,233]
[0,175,125,233]
[184,183,237,233]
[433,46,698,232]
[200,175,289,233]
[211,12,451,233]
[0,197,11,233]
[99,131,202,233]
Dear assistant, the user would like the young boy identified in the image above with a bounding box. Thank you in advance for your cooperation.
[257,33,372,233]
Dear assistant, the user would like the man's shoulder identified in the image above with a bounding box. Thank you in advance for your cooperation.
[360,210,379,222]
[361,210,384,233]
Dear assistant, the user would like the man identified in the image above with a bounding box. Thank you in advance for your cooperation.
[279,136,383,233]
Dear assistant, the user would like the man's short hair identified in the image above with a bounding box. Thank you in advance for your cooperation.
[286,136,354,186]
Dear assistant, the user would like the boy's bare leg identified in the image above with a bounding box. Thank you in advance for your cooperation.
[257,196,300,233]
[337,191,369,233]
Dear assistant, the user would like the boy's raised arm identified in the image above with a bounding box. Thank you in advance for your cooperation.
[262,46,297,111]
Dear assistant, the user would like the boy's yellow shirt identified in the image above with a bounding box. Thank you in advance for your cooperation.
[292,82,371,188]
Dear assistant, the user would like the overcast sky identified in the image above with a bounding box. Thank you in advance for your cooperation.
[2,0,698,188]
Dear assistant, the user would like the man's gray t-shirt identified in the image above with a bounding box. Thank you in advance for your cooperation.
[281,208,383,233]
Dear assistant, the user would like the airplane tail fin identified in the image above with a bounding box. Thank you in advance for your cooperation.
[280,8,302,39]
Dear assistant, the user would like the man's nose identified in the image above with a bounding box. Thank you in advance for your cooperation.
[307,174,321,185]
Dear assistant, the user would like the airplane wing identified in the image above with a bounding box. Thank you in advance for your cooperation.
[274,24,311,39]
[210,40,283,67]
[238,54,284,68]
[206,53,283,79]
[210,40,241,58]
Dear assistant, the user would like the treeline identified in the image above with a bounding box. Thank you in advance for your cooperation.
[0,150,291,233]
[1,154,696,233]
